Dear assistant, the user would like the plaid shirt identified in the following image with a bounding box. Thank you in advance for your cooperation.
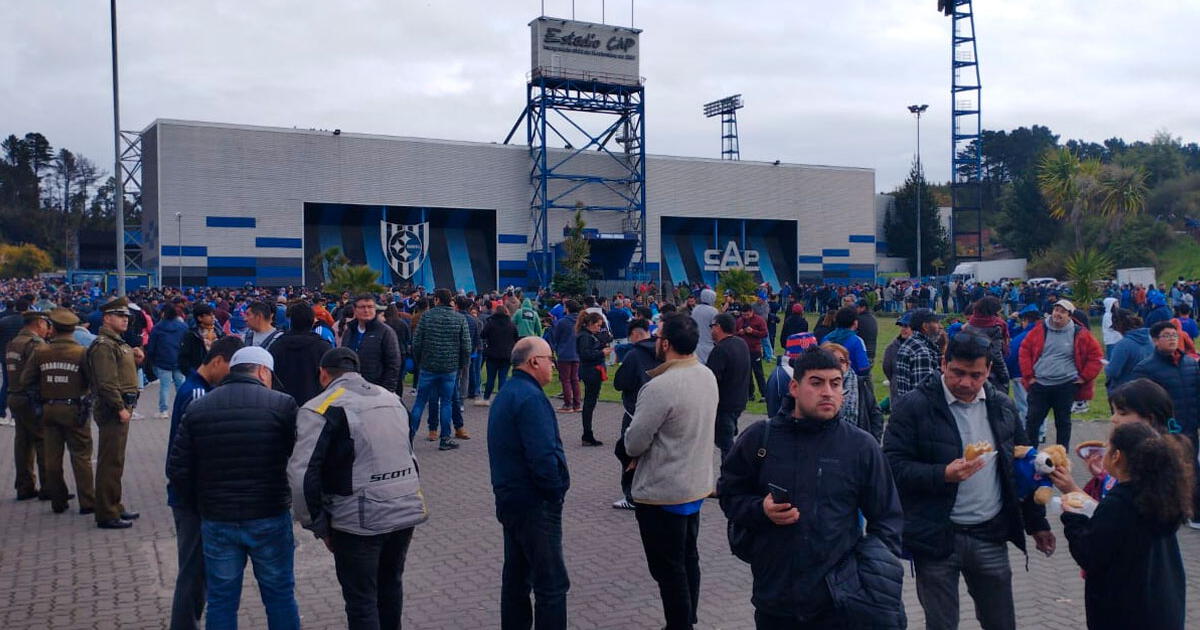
[893,332,942,402]
[838,369,860,426]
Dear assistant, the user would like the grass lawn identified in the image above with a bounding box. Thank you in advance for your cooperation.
[543,314,1113,422]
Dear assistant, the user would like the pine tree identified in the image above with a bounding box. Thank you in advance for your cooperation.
[884,162,950,276]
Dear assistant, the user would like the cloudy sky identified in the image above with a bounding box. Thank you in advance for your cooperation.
[3,0,1197,192]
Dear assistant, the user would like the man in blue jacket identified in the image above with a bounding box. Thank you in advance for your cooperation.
[147,304,190,419]
[488,336,570,629]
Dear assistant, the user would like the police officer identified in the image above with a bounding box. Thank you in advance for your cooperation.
[87,297,141,529]
[19,308,95,514]
[5,310,50,500]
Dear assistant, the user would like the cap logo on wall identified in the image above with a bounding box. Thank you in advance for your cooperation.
[381,220,429,279]
[703,241,760,272]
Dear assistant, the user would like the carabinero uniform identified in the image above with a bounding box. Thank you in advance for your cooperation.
[88,318,140,524]
[20,311,96,514]
[5,312,49,499]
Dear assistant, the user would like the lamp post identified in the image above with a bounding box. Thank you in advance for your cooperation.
[175,212,183,289]
[907,104,929,280]
[110,0,125,296]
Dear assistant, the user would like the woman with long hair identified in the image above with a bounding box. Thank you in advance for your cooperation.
[575,311,609,446]
[1051,421,1192,629]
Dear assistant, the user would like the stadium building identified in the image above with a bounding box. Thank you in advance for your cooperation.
[136,17,877,291]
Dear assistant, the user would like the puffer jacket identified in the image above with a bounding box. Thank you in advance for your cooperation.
[340,319,402,390]
[1019,319,1104,400]
[412,305,470,374]
[718,413,903,620]
[1131,350,1200,434]
[883,376,1049,560]
[167,373,298,521]
[288,372,427,538]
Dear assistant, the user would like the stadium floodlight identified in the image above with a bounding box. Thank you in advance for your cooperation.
[703,94,743,118]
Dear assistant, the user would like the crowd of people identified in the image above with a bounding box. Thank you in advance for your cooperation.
[1,274,1198,629]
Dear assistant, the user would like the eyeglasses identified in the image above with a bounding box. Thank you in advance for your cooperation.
[1156,332,1180,340]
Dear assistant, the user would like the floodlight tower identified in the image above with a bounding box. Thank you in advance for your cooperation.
[703,94,743,160]
[505,17,646,288]
[941,0,983,261]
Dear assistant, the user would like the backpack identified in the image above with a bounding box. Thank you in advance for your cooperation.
[727,419,772,563]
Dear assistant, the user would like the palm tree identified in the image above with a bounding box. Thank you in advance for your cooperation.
[1037,148,1100,251]
[327,264,383,293]
[1098,165,1149,229]
[310,246,350,285]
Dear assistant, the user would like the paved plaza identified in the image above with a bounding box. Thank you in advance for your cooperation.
[1,382,1198,629]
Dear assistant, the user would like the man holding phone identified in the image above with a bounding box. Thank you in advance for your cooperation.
[718,347,903,628]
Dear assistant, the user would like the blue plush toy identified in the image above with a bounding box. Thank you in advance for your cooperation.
[1013,444,1069,505]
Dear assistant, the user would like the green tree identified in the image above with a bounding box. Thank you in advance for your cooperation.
[716,267,758,305]
[995,174,1061,257]
[326,264,383,294]
[1064,248,1114,308]
[0,243,54,277]
[552,206,590,296]
[883,162,949,276]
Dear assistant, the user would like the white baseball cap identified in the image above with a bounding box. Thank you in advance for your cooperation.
[229,346,275,371]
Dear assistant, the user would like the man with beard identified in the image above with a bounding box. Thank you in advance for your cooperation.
[719,347,904,628]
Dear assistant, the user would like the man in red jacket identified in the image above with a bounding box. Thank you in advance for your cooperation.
[1018,299,1103,447]
[735,303,769,402]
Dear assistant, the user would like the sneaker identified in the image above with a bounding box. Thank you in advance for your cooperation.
[612,497,635,510]
[454,428,471,440]
[438,438,460,451]
[1188,520,1200,531]
[427,430,438,442]
[157,411,169,419]
[473,398,490,407]
[582,437,603,447]
[558,406,573,413]
[0,416,14,427]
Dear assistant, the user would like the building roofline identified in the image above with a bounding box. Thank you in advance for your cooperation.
[142,118,874,174]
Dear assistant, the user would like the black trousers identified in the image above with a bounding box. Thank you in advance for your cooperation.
[331,527,415,630]
[1025,381,1076,447]
[634,504,700,629]
[615,412,635,502]
[500,501,569,630]
[579,365,602,441]
[715,409,742,462]
[748,353,767,400]
[754,608,846,629]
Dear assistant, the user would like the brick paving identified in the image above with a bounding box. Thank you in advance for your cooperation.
[1,382,1198,629]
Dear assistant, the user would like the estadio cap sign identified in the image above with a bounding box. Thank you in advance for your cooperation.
[530,17,641,85]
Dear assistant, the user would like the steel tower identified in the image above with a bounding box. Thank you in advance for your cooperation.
[703,94,743,160]
[948,0,983,260]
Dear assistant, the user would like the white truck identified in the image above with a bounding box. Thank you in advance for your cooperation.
[950,258,1028,284]
[1116,267,1157,288]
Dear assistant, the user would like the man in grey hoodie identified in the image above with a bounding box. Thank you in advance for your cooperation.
[690,289,719,364]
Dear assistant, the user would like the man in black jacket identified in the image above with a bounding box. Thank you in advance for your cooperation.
[167,346,300,629]
[706,313,750,460]
[270,302,332,406]
[884,332,1055,630]
[178,303,225,376]
[611,319,660,509]
[718,347,903,628]
[340,295,401,392]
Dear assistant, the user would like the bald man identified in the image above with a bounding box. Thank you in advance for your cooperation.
[487,336,571,628]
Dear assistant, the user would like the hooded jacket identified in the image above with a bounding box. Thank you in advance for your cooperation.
[1104,328,1152,392]
[613,338,661,418]
[514,298,543,338]
[269,330,332,405]
[690,289,719,363]
[146,317,188,370]
[1101,297,1122,346]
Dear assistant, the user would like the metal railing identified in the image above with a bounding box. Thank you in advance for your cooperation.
[529,66,644,87]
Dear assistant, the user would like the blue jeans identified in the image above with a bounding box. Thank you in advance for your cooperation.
[154,367,185,413]
[410,371,457,440]
[201,512,300,630]
[469,354,483,398]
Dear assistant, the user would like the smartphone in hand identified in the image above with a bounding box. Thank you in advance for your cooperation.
[767,483,790,505]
